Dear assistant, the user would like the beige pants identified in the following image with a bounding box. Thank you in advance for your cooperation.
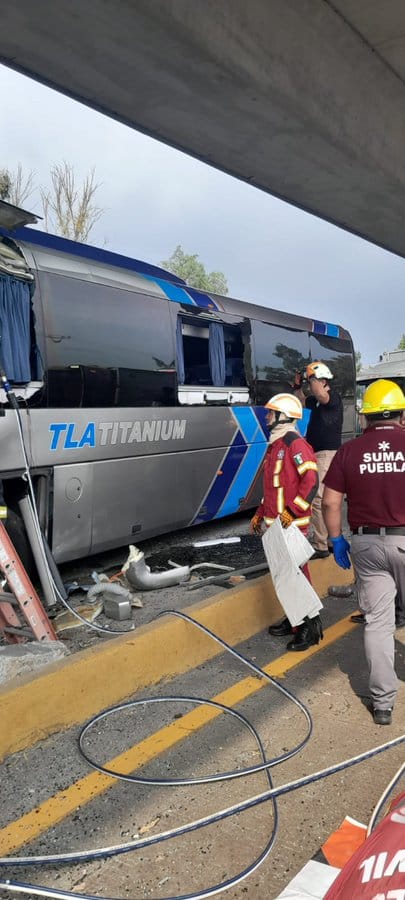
[351,534,405,709]
[312,449,337,551]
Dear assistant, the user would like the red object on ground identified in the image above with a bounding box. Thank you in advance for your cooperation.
[325,791,405,899]
[0,520,57,642]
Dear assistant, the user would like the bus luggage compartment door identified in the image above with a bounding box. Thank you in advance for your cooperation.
[52,463,93,562]
[89,450,222,555]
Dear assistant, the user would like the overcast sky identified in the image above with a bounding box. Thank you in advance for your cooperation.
[2,64,405,367]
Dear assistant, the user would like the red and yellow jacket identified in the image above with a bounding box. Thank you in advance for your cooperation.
[255,431,319,532]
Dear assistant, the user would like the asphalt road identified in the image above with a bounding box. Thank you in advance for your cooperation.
[1,513,404,900]
[0,580,404,899]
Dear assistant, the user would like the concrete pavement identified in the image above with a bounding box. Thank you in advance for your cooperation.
[0,557,354,762]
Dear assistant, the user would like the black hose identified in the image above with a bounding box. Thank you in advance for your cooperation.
[1,611,404,900]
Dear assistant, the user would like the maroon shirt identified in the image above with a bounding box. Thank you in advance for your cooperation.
[323,423,405,529]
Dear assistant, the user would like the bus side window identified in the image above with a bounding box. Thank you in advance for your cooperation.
[40,272,176,407]
[251,319,311,405]
[176,315,249,404]
[251,319,355,435]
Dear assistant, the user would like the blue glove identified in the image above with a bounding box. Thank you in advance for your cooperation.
[330,535,351,569]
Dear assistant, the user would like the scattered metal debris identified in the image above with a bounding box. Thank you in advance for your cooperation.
[328,585,356,598]
[192,537,241,548]
[86,580,134,606]
[102,596,132,621]
[124,545,191,590]
[187,562,269,591]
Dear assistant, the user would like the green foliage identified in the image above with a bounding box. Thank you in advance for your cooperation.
[161,245,228,295]
[398,334,405,350]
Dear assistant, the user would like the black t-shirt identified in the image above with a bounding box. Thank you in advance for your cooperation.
[305,388,343,452]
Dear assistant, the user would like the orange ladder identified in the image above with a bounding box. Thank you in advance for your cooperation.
[0,520,57,643]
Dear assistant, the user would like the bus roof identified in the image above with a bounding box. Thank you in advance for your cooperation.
[0,224,185,286]
[0,223,348,339]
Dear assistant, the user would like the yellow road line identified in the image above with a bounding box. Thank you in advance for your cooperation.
[0,560,354,762]
[0,615,355,855]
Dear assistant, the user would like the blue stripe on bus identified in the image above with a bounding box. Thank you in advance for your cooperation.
[142,275,220,310]
[254,406,270,440]
[0,226,184,285]
[313,319,340,338]
[215,441,267,518]
[313,320,327,335]
[193,404,314,525]
[212,408,267,518]
[232,407,262,444]
[193,431,247,524]
[192,401,313,526]
[144,276,196,304]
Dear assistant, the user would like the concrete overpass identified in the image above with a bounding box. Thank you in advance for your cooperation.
[1,0,405,256]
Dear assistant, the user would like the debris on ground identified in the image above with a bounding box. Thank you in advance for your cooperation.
[186,562,268,591]
[225,574,246,585]
[124,545,191,590]
[53,601,104,633]
[328,585,356,598]
[138,816,160,835]
[102,595,132,621]
[0,641,70,684]
[192,536,241,548]
[145,533,266,573]
[87,579,135,606]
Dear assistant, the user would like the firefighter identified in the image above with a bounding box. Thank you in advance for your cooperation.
[250,393,323,651]
[322,379,405,726]
[294,360,343,558]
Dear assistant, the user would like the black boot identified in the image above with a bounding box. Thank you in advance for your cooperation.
[286,616,323,651]
[268,617,293,636]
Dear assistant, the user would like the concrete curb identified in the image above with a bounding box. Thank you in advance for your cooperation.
[0,558,353,761]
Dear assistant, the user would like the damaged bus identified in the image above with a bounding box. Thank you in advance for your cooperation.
[0,208,356,564]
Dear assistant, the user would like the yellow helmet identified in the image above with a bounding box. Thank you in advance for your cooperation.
[265,393,303,420]
[360,379,405,415]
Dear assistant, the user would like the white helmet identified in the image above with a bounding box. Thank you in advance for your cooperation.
[265,393,303,420]
[306,360,333,380]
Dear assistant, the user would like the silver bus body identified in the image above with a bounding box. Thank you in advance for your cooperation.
[0,226,356,563]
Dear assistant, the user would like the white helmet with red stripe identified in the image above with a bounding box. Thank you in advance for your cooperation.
[264,393,303,420]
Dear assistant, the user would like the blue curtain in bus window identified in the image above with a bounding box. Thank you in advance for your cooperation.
[176,316,185,384]
[0,275,31,382]
[209,322,225,386]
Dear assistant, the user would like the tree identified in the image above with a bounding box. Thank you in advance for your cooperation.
[1,161,104,243]
[0,164,35,206]
[40,162,104,242]
[355,350,362,373]
[397,334,405,350]
[0,169,11,200]
[161,245,228,294]
[8,163,36,207]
